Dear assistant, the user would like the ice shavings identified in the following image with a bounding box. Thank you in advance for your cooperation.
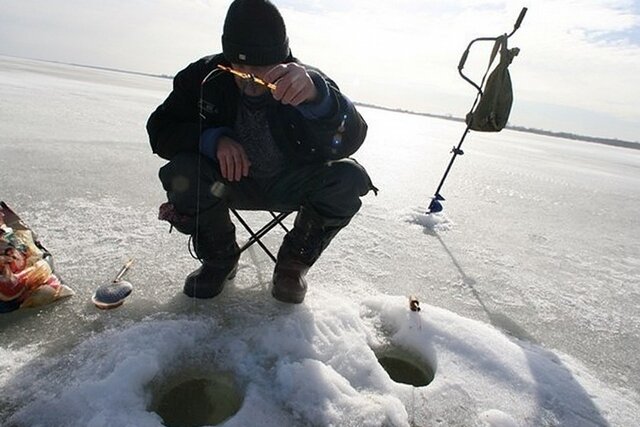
[3,318,214,427]
[3,292,637,426]
[275,359,407,427]
[401,206,454,232]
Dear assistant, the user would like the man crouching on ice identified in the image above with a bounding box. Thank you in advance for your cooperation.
[147,0,375,303]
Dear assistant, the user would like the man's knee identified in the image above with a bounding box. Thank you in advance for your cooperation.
[158,152,201,193]
[310,159,373,218]
[158,152,226,216]
[327,159,373,197]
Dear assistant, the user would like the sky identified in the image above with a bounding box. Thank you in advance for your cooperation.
[0,0,639,142]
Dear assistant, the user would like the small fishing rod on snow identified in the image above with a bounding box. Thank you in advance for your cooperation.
[426,7,527,214]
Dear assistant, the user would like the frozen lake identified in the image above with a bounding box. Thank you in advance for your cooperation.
[1,56,639,426]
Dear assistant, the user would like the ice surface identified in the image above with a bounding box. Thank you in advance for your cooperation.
[1,56,639,426]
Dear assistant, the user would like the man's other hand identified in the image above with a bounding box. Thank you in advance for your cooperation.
[217,136,250,181]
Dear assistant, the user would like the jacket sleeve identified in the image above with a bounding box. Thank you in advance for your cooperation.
[146,61,203,160]
[296,68,368,160]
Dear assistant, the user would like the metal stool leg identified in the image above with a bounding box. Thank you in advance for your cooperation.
[231,210,292,263]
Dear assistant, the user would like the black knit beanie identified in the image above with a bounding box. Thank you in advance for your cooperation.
[222,0,290,65]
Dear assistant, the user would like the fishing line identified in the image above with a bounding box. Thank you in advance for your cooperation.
[193,68,219,302]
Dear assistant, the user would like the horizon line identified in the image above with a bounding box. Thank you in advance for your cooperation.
[2,53,638,148]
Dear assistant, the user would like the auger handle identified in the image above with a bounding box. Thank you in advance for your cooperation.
[460,7,527,70]
[458,49,470,71]
[514,7,527,32]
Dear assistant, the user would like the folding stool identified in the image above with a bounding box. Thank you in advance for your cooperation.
[230,209,293,263]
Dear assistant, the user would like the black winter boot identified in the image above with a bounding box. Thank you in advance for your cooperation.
[183,209,240,299]
[272,207,349,304]
[183,239,240,299]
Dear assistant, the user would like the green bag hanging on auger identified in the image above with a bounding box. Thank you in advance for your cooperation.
[466,35,520,132]
[426,7,527,213]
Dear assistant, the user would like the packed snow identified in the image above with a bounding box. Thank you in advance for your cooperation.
[1,56,639,426]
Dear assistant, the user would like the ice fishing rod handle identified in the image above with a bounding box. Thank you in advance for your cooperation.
[514,7,527,31]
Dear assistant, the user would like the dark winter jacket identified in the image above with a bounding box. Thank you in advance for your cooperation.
[146,54,368,165]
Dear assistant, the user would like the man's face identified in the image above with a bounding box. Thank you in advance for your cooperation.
[231,63,275,96]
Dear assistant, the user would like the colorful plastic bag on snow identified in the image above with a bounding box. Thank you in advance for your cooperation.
[0,201,74,313]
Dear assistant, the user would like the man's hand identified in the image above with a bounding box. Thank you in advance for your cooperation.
[217,136,250,182]
[263,63,318,106]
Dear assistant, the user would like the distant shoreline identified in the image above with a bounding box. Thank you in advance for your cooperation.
[2,54,638,150]
[354,102,640,151]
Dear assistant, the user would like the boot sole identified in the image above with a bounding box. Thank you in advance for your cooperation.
[271,287,305,304]
[183,264,238,299]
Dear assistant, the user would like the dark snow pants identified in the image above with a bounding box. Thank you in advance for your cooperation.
[158,152,374,244]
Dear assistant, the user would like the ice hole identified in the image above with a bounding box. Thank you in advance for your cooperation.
[375,347,435,387]
[149,371,243,427]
